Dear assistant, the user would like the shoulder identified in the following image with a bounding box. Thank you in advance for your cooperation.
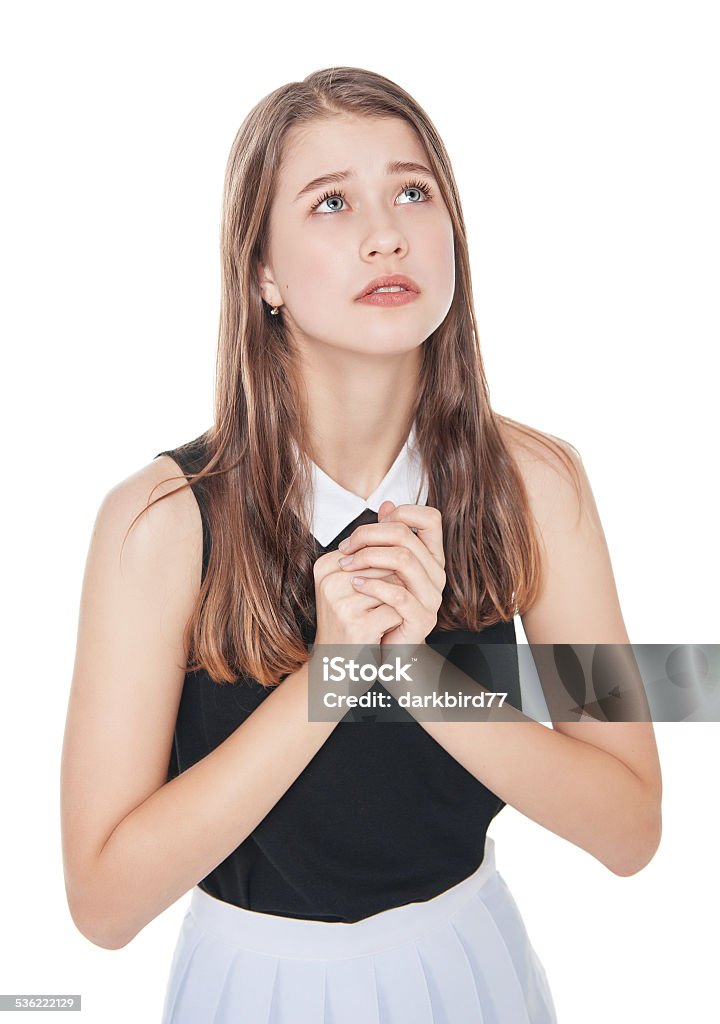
[92,453,203,596]
[497,417,627,640]
[497,416,586,516]
[497,415,581,479]
[496,415,609,558]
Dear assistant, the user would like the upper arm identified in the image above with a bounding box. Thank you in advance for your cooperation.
[61,455,202,931]
[510,429,662,802]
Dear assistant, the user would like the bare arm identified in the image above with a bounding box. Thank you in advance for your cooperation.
[61,457,339,950]
[382,431,662,876]
[387,646,660,876]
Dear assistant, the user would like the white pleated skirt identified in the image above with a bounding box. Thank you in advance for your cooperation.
[160,836,557,1023]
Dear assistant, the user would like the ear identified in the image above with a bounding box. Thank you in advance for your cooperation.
[257,259,282,308]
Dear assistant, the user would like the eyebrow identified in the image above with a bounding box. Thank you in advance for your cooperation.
[293,160,437,203]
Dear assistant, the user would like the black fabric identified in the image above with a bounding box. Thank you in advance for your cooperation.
[154,434,522,923]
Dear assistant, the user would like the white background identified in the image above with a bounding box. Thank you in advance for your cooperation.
[1,1,718,1021]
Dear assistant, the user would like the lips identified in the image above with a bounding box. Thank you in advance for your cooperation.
[355,274,420,300]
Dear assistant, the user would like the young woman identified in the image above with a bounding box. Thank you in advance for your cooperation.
[61,66,663,1023]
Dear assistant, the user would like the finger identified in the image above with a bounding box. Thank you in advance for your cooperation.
[350,576,427,624]
[339,566,401,582]
[313,548,348,585]
[343,583,404,627]
[339,511,445,580]
[369,603,404,638]
[378,505,445,568]
[313,547,398,587]
[322,566,401,612]
[344,548,436,610]
[338,538,444,596]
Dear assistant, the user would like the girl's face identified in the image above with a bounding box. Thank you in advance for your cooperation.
[259,115,455,358]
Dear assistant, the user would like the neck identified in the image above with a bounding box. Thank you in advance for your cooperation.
[299,344,421,500]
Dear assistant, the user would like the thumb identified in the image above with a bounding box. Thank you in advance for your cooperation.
[378,499,396,522]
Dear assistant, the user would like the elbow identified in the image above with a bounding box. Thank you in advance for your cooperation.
[71,904,136,950]
[68,898,133,950]
[63,826,143,949]
[608,799,663,878]
[65,876,137,951]
[88,924,136,951]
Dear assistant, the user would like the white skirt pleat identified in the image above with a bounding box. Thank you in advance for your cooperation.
[160,836,557,1024]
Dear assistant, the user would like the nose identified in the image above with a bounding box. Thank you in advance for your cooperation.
[359,216,408,261]
[356,192,411,258]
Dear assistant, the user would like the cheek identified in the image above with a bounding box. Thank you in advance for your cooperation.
[281,240,349,328]
[423,219,456,305]
[273,232,333,296]
[434,216,455,264]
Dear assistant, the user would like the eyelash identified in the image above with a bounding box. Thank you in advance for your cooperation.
[309,178,434,213]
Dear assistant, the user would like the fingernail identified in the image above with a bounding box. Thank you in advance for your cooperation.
[338,539,349,551]
[338,555,353,566]
[352,577,365,586]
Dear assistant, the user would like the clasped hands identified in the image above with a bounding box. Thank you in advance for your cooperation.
[332,500,446,647]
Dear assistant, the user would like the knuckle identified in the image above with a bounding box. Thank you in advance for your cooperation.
[318,572,339,598]
[313,552,333,579]
[396,588,411,608]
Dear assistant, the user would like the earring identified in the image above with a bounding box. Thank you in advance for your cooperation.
[270,305,280,315]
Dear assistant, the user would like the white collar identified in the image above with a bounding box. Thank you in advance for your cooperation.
[303,423,428,547]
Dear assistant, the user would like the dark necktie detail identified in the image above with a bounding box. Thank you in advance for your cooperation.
[321,507,380,553]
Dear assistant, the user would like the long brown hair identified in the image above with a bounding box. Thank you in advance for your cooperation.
[129,65,581,687]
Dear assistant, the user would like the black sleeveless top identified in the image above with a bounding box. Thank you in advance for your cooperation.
[154,432,522,923]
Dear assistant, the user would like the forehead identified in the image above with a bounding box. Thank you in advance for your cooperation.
[278,115,428,190]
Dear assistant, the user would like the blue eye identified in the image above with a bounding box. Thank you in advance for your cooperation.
[310,179,434,214]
